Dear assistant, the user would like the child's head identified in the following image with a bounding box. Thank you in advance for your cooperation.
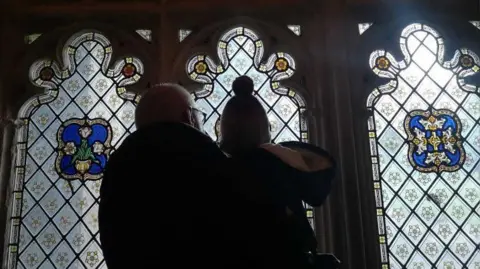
[220,76,271,155]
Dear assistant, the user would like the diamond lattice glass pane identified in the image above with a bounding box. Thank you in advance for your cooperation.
[378,146,390,172]
[419,232,444,263]
[390,233,415,264]
[39,188,63,217]
[457,108,476,137]
[51,241,76,269]
[403,215,427,245]
[32,106,56,132]
[375,95,401,121]
[430,179,454,208]
[463,94,480,119]
[386,197,410,227]
[445,77,467,103]
[245,67,268,90]
[20,242,46,269]
[367,23,480,269]
[406,251,430,269]
[463,213,480,243]
[383,162,408,191]
[4,31,143,269]
[449,232,476,263]
[433,92,458,111]
[398,179,423,209]
[416,76,441,103]
[399,63,425,88]
[435,251,463,269]
[429,63,453,88]
[382,183,395,207]
[441,169,467,190]
[458,177,480,207]
[445,195,470,225]
[61,73,87,99]
[464,143,479,172]
[374,112,388,137]
[431,213,457,244]
[411,170,436,191]
[378,127,404,156]
[390,110,408,138]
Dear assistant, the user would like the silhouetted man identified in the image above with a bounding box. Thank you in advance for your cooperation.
[100,84,232,268]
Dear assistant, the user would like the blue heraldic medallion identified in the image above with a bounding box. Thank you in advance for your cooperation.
[405,109,465,173]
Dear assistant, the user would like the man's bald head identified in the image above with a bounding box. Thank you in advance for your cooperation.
[135,84,201,130]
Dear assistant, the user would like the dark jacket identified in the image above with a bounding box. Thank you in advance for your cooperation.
[230,141,336,265]
[99,122,286,269]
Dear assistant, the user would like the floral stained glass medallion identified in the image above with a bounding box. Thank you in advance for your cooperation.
[186,26,312,228]
[3,31,143,269]
[405,110,465,173]
[367,23,480,269]
[57,119,112,181]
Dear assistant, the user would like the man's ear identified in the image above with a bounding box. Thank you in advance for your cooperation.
[181,109,194,126]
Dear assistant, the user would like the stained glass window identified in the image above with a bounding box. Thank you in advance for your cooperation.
[469,21,480,31]
[4,31,143,269]
[287,25,301,36]
[358,23,373,35]
[367,23,480,269]
[135,29,152,42]
[186,26,312,227]
[25,34,42,45]
[178,29,192,42]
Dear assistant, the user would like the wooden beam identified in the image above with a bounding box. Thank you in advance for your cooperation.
[166,0,305,9]
[15,0,305,15]
[20,2,161,15]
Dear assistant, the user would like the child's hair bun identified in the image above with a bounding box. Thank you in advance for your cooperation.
[232,76,254,96]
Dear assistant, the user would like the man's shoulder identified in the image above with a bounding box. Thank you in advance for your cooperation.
[106,123,227,176]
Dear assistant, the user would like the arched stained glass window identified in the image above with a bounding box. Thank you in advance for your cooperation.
[367,23,480,269]
[186,26,308,143]
[4,31,143,269]
[185,26,313,226]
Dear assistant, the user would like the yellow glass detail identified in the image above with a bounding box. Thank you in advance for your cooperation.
[379,236,386,244]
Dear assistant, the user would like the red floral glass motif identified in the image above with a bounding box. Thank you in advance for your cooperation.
[40,67,54,81]
[122,63,136,78]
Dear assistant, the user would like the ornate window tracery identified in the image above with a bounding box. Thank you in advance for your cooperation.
[367,23,480,269]
[4,31,143,269]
